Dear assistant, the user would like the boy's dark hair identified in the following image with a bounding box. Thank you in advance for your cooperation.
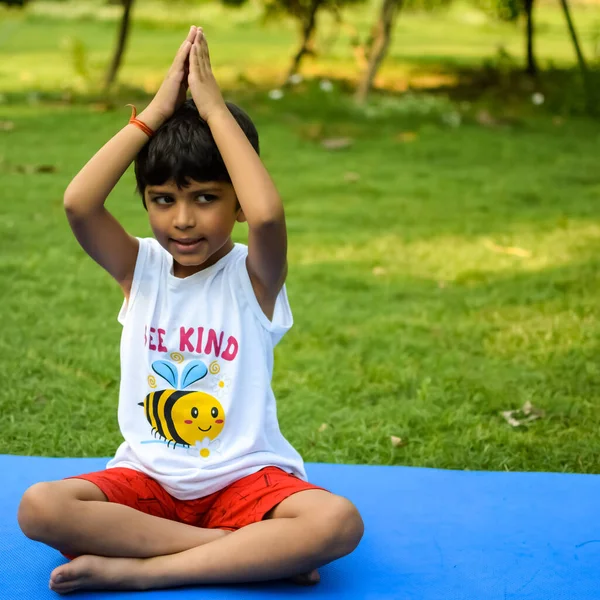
[134,99,259,208]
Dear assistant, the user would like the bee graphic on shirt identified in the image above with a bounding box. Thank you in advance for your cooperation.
[139,357,226,454]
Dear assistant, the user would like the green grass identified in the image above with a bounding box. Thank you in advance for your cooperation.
[0,2,599,473]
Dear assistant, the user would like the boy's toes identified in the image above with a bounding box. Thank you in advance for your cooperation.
[290,568,320,585]
[49,557,93,593]
[49,570,78,595]
[50,566,73,585]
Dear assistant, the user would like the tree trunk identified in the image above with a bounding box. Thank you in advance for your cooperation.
[524,0,537,76]
[285,0,324,82]
[355,0,401,104]
[558,0,595,114]
[104,0,134,92]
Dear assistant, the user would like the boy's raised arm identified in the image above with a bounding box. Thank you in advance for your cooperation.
[64,27,198,298]
[188,29,287,320]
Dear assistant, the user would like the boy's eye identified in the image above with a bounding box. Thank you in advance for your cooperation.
[150,194,217,205]
[153,196,173,205]
[197,194,217,203]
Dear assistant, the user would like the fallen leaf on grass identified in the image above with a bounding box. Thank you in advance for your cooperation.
[318,423,329,433]
[14,164,57,174]
[0,121,15,131]
[90,102,113,113]
[484,239,531,258]
[476,110,498,127]
[298,123,324,141]
[0,159,58,174]
[395,131,418,143]
[372,266,387,276]
[391,436,405,447]
[344,171,361,182]
[321,137,353,150]
[501,401,545,427]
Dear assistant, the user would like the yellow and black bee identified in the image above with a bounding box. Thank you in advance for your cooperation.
[139,359,226,448]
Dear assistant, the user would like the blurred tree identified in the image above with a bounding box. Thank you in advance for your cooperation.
[165,0,363,84]
[478,0,537,75]
[104,0,135,92]
[263,0,364,81]
[354,0,401,103]
[523,0,536,74]
[353,0,452,103]
[0,0,28,5]
[558,0,595,114]
[493,0,594,110]
[283,0,325,80]
[99,0,356,92]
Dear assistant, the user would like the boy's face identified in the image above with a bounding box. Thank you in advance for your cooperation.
[145,178,245,277]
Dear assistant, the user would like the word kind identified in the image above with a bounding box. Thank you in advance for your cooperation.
[144,326,239,361]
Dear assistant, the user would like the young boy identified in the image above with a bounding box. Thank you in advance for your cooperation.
[16,26,364,594]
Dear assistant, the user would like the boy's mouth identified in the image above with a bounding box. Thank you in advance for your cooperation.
[170,237,205,252]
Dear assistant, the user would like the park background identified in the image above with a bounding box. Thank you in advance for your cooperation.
[0,0,598,472]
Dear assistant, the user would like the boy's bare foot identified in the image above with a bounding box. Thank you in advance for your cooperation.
[49,555,146,594]
[49,555,319,593]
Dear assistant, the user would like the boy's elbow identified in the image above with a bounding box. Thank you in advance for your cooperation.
[63,189,91,218]
[246,206,285,230]
[63,188,78,214]
[249,216,282,230]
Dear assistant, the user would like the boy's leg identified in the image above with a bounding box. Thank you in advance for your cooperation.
[18,476,227,559]
[48,489,364,594]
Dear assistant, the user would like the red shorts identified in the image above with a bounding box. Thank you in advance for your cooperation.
[62,466,327,560]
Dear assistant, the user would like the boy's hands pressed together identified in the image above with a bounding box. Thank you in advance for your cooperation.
[186,26,288,318]
[139,26,197,130]
[188,28,228,123]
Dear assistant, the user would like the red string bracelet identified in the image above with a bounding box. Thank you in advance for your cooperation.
[126,104,155,138]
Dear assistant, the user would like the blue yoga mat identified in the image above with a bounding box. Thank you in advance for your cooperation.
[1,454,599,599]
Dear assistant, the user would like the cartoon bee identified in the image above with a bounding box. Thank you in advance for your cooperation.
[139,359,226,449]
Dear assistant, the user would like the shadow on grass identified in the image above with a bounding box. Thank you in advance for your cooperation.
[1,63,599,115]
[418,65,600,117]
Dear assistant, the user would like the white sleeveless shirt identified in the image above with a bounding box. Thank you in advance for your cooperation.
[106,238,306,500]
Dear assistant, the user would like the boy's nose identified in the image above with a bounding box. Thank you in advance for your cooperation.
[174,205,196,229]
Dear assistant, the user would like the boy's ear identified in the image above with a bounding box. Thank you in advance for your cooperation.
[236,207,247,223]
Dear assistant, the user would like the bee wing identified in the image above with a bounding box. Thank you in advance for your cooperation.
[152,360,179,388]
[181,360,208,389]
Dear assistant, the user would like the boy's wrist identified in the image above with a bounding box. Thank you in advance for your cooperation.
[205,104,230,127]
[136,108,167,132]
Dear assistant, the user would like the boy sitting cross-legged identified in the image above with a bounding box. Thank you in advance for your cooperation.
[17,25,364,594]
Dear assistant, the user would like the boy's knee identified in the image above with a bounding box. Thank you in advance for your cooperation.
[317,496,364,556]
[18,482,64,541]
